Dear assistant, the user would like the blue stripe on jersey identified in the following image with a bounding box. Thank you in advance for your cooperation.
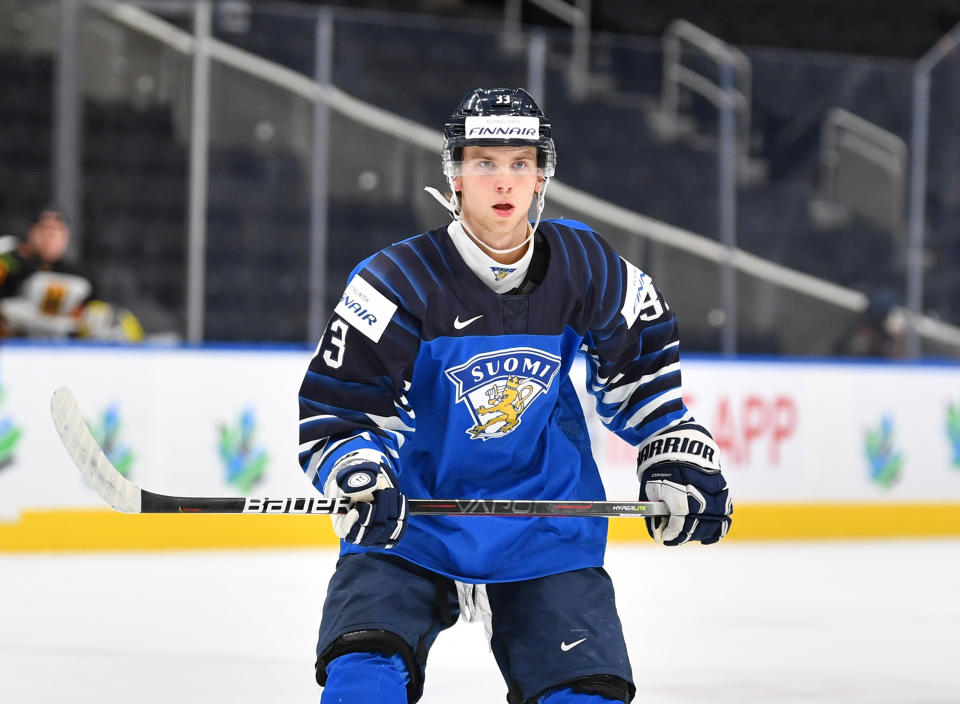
[623,403,688,443]
[634,341,681,373]
[380,247,430,307]
[592,369,682,420]
[418,234,459,279]
[363,256,419,308]
[547,218,593,232]
[414,236,457,281]
[581,234,611,321]
[298,413,373,444]
[298,396,404,448]
[398,239,446,291]
[599,384,676,431]
[301,370,398,416]
[550,221,574,280]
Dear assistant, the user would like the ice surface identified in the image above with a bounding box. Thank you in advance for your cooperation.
[1,540,958,703]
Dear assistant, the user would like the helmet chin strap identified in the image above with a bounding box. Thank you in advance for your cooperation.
[423,185,459,216]
[423,178,550,257]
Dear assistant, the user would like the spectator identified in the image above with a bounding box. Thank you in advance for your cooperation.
[833,290,906,358]
[1,207,79,292]
[0,207,143,341]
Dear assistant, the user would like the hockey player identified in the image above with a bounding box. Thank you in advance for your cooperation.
[298,87,732,704]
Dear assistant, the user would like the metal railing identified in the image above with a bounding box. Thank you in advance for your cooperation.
[39,1,960,354]
[504,0,591,95]
[814,107,908,236]
[906,20,960,357]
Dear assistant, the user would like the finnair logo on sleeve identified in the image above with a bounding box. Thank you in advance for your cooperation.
[465,115,539,139]
[334,274,397,343]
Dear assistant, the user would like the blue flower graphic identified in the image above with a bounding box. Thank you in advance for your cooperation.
[218,408,268,494]
[865,415,903,489]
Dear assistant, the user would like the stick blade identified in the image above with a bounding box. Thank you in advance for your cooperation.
[50,386,142,513]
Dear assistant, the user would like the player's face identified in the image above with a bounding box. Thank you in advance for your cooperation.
[29,212,70,263]
[454,146,543,263]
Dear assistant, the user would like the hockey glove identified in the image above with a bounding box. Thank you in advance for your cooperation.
[636,425,732,546]
[324,451,408,549]
[639,462,732,545]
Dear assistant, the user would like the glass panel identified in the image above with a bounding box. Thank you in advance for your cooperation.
[211,3,315,75]
[741,49,914,354]
[544,30,723,240]
[77,7,192,339]
[205,57,313,342]
[324,108,436,315]
[332,12,527,126]
[735,48,915,355]
[925,48,960,340]
[0,0,59,235]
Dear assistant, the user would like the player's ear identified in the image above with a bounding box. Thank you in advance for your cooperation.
[534,171,544,193]
[452,174,462,192]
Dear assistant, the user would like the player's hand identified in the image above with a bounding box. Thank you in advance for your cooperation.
[639,462,732,546]
[324,454,407,549]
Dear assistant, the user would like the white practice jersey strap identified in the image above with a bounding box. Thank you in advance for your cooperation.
[455,580,494,649]
[447,221,533,294]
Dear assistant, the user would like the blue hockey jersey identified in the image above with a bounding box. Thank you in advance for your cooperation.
[298,219,691,582]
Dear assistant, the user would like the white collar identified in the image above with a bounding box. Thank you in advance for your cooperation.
[446,221,534,294]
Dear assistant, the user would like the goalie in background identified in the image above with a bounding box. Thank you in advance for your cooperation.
[0,207,143,342]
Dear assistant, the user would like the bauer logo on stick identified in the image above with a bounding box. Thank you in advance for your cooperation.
[243,497,351,514]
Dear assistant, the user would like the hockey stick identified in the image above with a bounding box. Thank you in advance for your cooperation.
[51,386,668,518]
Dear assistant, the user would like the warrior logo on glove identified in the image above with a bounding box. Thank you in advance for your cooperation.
[637,421,732,546]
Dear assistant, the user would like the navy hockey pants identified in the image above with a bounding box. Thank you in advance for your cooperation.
[315,552,634,703]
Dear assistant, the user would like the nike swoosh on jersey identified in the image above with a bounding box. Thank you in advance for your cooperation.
[560,637,588,651]
[454,314,484,330]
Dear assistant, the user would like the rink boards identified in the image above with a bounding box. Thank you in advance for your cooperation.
[1,342,959,550]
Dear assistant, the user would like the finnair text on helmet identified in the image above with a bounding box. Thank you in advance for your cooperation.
[464,115,540,139]
[467,126,538,138]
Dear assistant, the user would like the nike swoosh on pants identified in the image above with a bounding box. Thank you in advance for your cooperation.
[560,637,588,651]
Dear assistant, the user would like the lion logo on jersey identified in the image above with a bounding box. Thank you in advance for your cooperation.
[470,375,534,438]
[445,348,562,441]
